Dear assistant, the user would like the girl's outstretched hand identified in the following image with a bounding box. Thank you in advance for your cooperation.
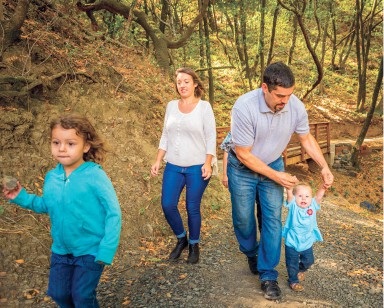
[2,177,22,200]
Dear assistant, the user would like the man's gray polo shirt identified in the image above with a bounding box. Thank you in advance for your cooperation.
[231,88,309,165]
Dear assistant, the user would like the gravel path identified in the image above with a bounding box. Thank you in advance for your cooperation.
[95,196,382,308]
[1,194,382,307]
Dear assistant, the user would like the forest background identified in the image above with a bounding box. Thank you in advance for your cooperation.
[0,0,382,306]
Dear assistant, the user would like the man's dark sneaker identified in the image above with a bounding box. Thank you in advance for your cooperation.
[247,256,258,275]
[261,280,282,300]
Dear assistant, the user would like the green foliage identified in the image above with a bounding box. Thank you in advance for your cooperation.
[75,0,380,110]
[103,12,125,38]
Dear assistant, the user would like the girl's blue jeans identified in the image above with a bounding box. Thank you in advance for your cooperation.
[161,163,209,244]
[228,152,284,281]
[285,245,314,284]
[47,253,104,308]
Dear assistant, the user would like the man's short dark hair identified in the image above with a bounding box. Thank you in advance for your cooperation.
[263,62,295,91]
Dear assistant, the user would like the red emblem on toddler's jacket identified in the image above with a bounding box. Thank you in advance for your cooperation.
[307,209,313,215]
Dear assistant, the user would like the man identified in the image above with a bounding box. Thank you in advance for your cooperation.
[227,62,333,300]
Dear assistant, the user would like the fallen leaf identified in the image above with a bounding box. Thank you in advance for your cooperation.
[179,273,187,279]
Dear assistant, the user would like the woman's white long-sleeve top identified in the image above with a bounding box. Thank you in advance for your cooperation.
[159,99,216,167]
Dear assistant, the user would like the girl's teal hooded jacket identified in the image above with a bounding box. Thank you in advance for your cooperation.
[11,162,121,265]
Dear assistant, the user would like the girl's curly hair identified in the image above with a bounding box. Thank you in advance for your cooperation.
[50,113,107,164]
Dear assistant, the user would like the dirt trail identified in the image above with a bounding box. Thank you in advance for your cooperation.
[94,194,382,307]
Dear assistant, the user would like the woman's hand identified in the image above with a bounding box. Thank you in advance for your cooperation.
[222,175,229,188]
[150,161,161,176]
[201,164,212,180]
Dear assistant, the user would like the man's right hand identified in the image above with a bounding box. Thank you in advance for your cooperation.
[275,172,299,189]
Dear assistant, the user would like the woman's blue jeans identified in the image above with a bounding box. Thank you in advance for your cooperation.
[285,245,314,284]
[161,163,209,243]
[47,253,104,308]
[228,152,284,281]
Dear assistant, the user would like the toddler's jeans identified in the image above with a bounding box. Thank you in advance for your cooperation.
[285,245,314,284]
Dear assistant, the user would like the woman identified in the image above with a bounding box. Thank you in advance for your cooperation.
[151,67,216,264]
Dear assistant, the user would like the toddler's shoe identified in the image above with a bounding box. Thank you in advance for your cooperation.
[297,272,305,281]
[289,282,304,292]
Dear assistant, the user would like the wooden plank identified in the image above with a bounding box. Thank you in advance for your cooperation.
[216,126,230,159]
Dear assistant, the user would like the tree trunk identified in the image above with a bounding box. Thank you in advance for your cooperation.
[257,0,266,85]
[312,0,321,52]
[278,0,323,100]
[287,16,298,65]
[77,0,209,73]
[329,1,338,70]
[159,0,169,33]
[203,2,214,105]
[0,0,29,54]
[267,3,280,66]
[297,10,323,100]
[198,0,205,71]
[0,0,3,21]
[337,21,355,72]
[356,0,377,111]
[233,14,244,64]
[355,0,364,110]
[318,8,330,95]
[351,57,383,168]
[240,0,252,89]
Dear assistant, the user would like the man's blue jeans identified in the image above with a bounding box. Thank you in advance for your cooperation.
[285,245,314,284]
[47,253,104,308]
[227,152,284,281]
[162,163,209,244]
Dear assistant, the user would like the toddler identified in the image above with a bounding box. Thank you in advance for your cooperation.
[282,182,326,292]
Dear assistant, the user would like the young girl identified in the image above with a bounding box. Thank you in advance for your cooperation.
[2,113,122,307]
[282,182,326,292]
